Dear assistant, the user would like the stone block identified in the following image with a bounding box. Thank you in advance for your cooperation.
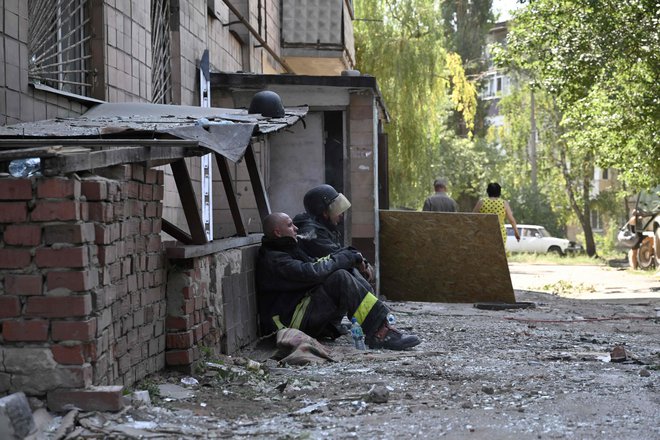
[47,385,124,412]
[0,392,35,440]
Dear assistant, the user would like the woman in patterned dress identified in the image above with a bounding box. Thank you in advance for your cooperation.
[473,182,520,244]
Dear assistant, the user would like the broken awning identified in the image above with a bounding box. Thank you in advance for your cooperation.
[0,102,308,163]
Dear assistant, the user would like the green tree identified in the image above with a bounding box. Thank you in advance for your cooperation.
[495,0,659,255]
[354,0,478,209]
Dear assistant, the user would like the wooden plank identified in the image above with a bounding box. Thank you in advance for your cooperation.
[166,234,262,259]
[162,219,193,244]
[37,146,196,176]
[379,210,515,303]
[244,144,271,220]
[170,159,208,245]
[214,153,247,236]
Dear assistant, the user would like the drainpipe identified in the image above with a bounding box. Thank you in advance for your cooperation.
[221,0,295,74]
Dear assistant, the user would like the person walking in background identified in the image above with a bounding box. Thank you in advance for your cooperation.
[473,182,520,244]
[422,178,458,212]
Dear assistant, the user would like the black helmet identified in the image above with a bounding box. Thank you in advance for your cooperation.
[248,90,285,118]
[303,184,351,218]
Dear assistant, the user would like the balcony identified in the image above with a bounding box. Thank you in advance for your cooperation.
[280,0,355,75]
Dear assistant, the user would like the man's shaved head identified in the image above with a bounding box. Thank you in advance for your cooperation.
[262,212,297,239]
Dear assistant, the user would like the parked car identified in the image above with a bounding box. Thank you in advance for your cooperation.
[505,224,580,255]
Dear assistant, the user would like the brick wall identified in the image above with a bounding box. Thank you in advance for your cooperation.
[165,244,259,370]
[0,164,166,395]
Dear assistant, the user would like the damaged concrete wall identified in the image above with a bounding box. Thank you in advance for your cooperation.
[379,210,516,303]
[0,164,167,395]
[165,246,259,370]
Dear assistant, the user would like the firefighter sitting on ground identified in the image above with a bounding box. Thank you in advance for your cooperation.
[256,212,421,350]
[293,184,375,282]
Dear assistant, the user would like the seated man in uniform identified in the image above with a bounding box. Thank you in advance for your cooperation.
[293,184,374,282]
[256,212,420,350]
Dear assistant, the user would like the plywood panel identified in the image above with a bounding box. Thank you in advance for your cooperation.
[379,210,515,303]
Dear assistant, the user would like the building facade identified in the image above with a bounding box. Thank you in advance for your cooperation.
[0,0,387,400]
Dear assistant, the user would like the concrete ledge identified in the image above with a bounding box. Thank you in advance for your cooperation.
[165,234,262,259]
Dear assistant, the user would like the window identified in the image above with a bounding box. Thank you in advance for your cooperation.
[28,0,92,96]
[151,0,172,104]
[602,168,609,180]
[590,209,603,232]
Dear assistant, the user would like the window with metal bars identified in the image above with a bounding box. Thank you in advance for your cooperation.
[28,0,92,97]
[151,0,172,104]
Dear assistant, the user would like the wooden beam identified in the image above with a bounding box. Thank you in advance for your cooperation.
[244,144,271,220]
[162,219,193,244]
[33,146,197,176]
[170,159,208,245]
[214,153,247,236]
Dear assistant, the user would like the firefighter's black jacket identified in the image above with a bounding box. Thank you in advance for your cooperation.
[256,235,362,334]
[292,212,342,258]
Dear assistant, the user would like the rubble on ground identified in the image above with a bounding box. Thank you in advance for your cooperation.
[8,290,659,439]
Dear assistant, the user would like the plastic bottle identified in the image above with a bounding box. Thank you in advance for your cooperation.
[8,158,41,178]
[350,317,366,350]
[387,313,396,325]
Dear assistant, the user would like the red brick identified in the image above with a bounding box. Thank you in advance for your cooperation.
[3,224,41,246]
[47,386,124,412]
[3,319,49,341]
[132,164,146,182]
[94,223,120,245]
[0,202,28,223]
[0,179,32,200]
[37,178,81,199]
[156,170,164,185]
[51,344,85,364]
[31,200,80,221]
[26,294,92,318]
[5,274,42,295]
[166,315,191,330]
[146,235,161,252]
[87,202,114,222]
[44,223,95,245]
[193,324,203,342]
[81,180,108,201]
[152,185,164,201]
[47,270,97,291]
[0,296,21,318]
[166,330,193,349]
[145,202,158,218]
[35,246,89,268]
[0,249,31,268]
[97,245,117,265]
[52,318,97,341]
[145,169,158,184]
[139,183,153,201]
[165,349,194,366]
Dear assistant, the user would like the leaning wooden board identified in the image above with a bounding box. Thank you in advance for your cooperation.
[379,210,515,303]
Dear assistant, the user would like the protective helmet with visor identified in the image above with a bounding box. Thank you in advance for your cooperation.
[303,184,351,218]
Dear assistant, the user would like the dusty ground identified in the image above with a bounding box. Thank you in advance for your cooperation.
[33,263,659,439]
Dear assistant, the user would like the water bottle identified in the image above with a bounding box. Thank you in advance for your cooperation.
[8,158,41,177]
[387,313,396,325]
[350,317,366,350]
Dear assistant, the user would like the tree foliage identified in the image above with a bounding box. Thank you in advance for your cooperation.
[354,0,478,209]
[499,0,660,189]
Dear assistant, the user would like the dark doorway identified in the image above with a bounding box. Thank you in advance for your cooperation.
[324,111,344,193]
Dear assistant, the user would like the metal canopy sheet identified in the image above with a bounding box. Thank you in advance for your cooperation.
[164,123,256,162]
[0,102,308,162]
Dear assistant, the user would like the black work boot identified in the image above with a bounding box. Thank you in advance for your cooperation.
[366,322,421,350]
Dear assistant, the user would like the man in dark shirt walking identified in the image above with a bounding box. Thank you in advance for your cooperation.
[422,178,458,212]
